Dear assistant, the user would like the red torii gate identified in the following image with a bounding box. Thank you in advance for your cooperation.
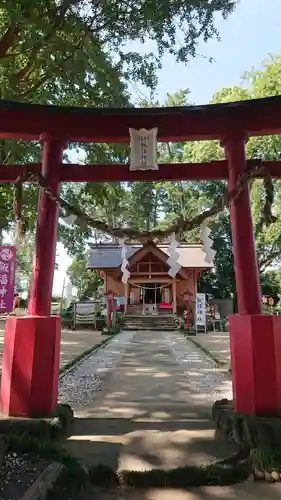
[1,97,281,418]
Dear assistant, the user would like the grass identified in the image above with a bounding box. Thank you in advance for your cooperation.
[250,447,281,473]
[9,429,281,491]
[45,461,87,500]
[88,457,250,488]
[6,431,251,493]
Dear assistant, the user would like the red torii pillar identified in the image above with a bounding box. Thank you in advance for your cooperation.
[223,134,281,416]
[0,134,66,417]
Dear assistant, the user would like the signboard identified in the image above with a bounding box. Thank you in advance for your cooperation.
[51,302,61,315]
[0,246,16,313]
[129,128,159,171]
[195,293,206,327]
[65,282,73,307]
[76,301,95,315]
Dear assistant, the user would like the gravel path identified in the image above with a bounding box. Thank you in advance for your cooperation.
[0,453,50,500]
[58,330,232,411]
[65,330,236,474]
[59,331,137,409]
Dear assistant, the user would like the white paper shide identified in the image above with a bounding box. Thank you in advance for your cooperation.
[200,223,216,264]
[167,232,181,278]
[118,237,131,284]
[129,128,159,171]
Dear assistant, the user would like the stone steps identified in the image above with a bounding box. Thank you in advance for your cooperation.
[123,314,176,331]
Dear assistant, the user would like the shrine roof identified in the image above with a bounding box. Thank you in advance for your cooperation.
[1,95,281,142]
[87,244,213,270]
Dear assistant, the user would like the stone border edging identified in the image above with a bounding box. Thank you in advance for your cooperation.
[19,462,63,500]
[212,398,281,483]
[186,335,231,374]
[212,398,281,449]
[0,404,74,438]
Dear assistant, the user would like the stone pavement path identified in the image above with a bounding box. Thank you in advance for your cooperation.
[65,330,281,499]
[79,482,281,500]
[66,330,235,473]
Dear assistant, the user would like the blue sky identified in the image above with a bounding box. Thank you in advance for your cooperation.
[53,0,281,294]
[154,0,281,104]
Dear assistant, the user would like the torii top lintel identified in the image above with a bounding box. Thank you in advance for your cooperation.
[1,95,281,143]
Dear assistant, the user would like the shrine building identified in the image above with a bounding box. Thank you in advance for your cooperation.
[88,242,213,314]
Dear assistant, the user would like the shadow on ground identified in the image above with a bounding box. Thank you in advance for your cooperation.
[66,336,236,472]
[78,481,281,500]
[66,414,235,471]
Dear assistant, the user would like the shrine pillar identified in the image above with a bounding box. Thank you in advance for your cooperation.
[223,134,281,416]
[172,281,177,314]
[0,135,66,417]
[124,282,129,313]
[28,134,64,315]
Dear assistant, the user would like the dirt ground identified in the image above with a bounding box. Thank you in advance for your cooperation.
[0,320,103,373]
[194,331,231,368]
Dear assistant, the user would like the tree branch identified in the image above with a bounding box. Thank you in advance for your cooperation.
[17,15,95,96]
[58,0,82,21]
[13,0,84,83]
[0,25,20,57]
[259,245,281,272]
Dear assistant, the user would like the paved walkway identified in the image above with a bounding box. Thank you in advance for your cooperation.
[79,482,281,499]
[66,331,235,472]
[193,332,231,368]
[0,321,103,372]
[64,330,281,499]
[63,330,281,500]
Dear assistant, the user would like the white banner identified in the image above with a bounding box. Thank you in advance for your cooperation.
[196,293,206,326]
[76,301,95,316]
[65,282,73,307]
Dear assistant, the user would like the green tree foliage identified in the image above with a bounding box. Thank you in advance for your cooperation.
[0,0,236,100]
[193,58,281,298]
[67,255,103,300]
[65,57,281,303]
[0,0,236,253]
[260,270,281,303]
